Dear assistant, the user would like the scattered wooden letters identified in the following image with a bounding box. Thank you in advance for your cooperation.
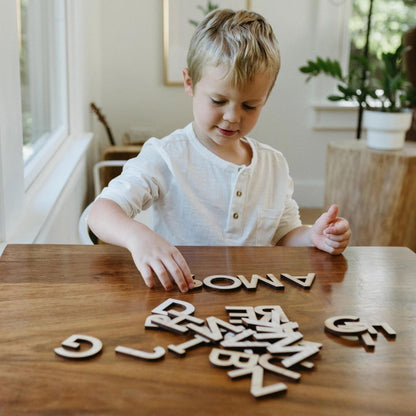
[189,272,316,291]
[53,278,398,400]
[144,298,322,398]
[324,315,397,349]
[54,298,321,399]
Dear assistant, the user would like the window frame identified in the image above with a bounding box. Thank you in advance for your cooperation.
[21,0,69,188]
[0,0,25,242]
[0,0,92,246]
[310,0,357,131]
[311,0,416,131]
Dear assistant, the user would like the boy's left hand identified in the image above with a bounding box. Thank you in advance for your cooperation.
[310,204,351,255]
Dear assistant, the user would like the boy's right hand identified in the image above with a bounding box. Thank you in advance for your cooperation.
[126,226,194,293]
[88,198,194,293]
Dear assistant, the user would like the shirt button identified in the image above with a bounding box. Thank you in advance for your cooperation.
[236,191,242,197]
[233,213,239,219]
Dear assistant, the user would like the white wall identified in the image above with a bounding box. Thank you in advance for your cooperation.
[0,0,358,253]
[91,0,357,208]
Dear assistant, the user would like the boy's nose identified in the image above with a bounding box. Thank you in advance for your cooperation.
[223,106,240,123]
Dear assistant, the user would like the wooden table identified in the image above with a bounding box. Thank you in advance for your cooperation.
[325,140,416,250]
[0,244,415,415]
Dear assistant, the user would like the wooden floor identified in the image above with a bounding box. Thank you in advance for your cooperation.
[299,207,323,225]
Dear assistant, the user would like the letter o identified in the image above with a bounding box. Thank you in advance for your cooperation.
[203,275,242,291]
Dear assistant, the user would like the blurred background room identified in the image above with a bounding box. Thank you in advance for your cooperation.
[1,0,415,253]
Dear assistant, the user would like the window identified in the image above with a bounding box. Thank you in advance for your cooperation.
[0,0,92,245]
[18,0,68,187]
[349,0,416,75]
[311,0,416,130]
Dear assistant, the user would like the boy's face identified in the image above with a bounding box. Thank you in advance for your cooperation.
[183,65,274,147]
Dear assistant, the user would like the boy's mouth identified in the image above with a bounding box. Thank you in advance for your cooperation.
[217,127,238,136]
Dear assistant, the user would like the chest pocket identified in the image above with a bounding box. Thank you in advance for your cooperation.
[256,208,283,246]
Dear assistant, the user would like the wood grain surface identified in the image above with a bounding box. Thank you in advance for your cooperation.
[325,140,416,250]
[0,244,415,415]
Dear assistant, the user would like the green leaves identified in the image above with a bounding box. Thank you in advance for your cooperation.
[299,56,365,104]
[299,57,344,82]
[299,44,416,111]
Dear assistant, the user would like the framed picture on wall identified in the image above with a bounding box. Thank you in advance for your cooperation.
[163,0,252,86]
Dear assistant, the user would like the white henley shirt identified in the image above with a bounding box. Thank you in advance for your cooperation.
[98,123,301,246]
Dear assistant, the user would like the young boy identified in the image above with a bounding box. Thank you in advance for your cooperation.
[88,9,351,293]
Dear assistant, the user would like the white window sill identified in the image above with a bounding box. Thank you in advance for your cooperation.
[312,102,359,131]
[7,132,92,245]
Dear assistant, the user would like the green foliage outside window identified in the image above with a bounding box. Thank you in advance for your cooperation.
[349,0,416,63]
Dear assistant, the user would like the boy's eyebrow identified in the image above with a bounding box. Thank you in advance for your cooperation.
[246,97,267,104]
[243,97,268,106]
[210,93,267,104]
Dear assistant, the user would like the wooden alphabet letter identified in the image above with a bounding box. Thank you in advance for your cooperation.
[237,273,284,291]
[267,332,304,354]
[225,306,257,324]
[115,345,166,360]
[371,322,397,338]
[203,275,242,291]
[359,332,376,349]
[151,298,195,316]
[188,317,245,342]
[220,329,270,351]
[324,316,368,336]
[209,347,259,369]
[154,311,204,335]
[258,354,301,381]
[280,346,320,368]
[168,335,210,357]
[254,305,290,324]
[54,334,103,360]
[280,273,316,289]
[228,365,287,398]
[189,279,203,290]
[144,314,171,329]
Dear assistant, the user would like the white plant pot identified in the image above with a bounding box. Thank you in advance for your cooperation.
[364,110,412,150]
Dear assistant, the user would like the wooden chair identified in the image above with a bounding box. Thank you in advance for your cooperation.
[78,159,152,244]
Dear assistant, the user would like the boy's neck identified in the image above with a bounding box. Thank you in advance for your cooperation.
[194,127,252,166]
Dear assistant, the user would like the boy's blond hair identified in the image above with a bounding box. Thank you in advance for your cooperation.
[187,9,280,90]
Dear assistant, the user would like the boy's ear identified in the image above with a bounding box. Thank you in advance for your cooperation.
[183,68,193,97]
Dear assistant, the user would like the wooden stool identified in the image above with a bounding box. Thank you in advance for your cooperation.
[325,140,416,250]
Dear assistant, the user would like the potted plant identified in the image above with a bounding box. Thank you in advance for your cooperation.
[299,42,416,149]
[299,0,416,150]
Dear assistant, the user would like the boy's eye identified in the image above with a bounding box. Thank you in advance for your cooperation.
[211,98,225,105]
[244,104,256,110]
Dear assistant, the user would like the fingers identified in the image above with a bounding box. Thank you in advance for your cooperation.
[320,242,347,256]
[326,204,338,221]
[162,253,194,292]
[134,249,193,293]
[151,261,175,291]
[324,217,350,236]
[324,227,351,242]
[172,251,194,289]
[138,264,156,289]
[314,204,339,234]
[321,222,351,255]
[311,206,351,255]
